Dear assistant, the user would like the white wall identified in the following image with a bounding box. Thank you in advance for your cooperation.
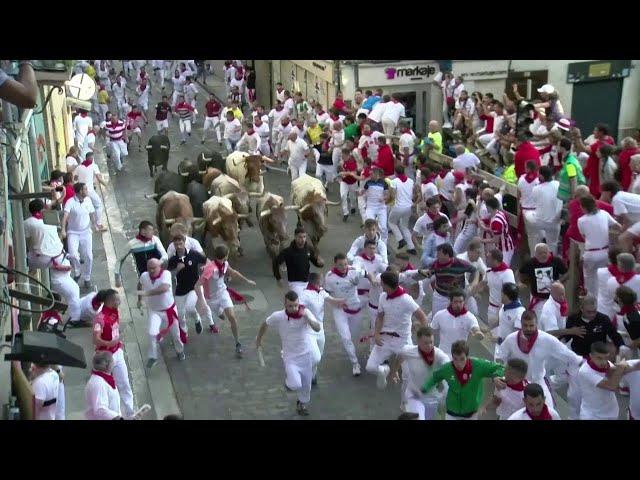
[619,60,640,137]
[339,64,356,102]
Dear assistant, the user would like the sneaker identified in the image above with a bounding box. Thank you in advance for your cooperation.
[209,324,219,334]
[235,342,243,358]
[398,240,407,249]
[352,363,361,377]
[350,208,356,214]
[146,358,157,369]
[343,215,348,222]
[296,401,309,416]
[284,383,293,392]
[407,249,417,256]
[177,352,186,361]
[377,364,390,389]
[201,140,205,144]
[180,140,186,145]
[195,321,203,334]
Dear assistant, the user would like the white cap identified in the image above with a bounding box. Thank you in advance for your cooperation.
[537,84,555,94]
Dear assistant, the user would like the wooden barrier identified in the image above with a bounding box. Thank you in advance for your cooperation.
[566,239,582,314]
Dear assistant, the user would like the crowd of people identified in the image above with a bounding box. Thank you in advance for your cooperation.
[23,59,640,420]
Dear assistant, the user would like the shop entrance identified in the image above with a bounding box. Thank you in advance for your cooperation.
[393,91,416,131]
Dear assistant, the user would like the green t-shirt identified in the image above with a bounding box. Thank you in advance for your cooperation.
[422,358,504,416]
[344,123,359,141]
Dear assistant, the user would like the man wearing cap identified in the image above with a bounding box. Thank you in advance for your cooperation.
[557,137,585,203]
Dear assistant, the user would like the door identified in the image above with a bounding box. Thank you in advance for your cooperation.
[571,79,622,142]
[506,70,548,102]
[393,91,417,130]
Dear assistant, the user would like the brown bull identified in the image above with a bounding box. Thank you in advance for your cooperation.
[202,167,223,192]
[256,193,297,258]
[226,151,271,195]
[209,173,262,228]
[290,175,340,250]
[155,191,204,245]
[202,195,248,257]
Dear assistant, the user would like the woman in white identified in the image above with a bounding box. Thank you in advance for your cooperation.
[577,195,621,298]
[629,154,640,194]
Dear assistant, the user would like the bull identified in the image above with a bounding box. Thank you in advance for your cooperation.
[290,174,340,249]
[155,190,205,246]
[197,150,225,175]
[148,170,186,204]
[202,195,249,257]
[209,174,262,228]
[186,180,209,218]
[256,193,297,259]
[146,133,170,177]
[226,151,272,195]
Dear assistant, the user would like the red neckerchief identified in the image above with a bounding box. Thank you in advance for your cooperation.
[276,87,283,93]
[517,329,538,354]
[526,404,553,420]
[317,110,325,116]
[616,269,636,284]
[214,260,226,276]
[330,114,339,122]
[447,305,468,317]
[507,379,528,392]
[438,168,450,179]
[92,370,116,389]
[32,212,44,220]
[149,269,165,282]
[400,263,415,272]
[524,171,538,183]
[587,356,610,373]
[281,121,290,127]
[139,83,147,91]
[453,359,473,386]
[397,174,408,182]
[418,347,435,366]
[136,234,152,243]
[359,253,375,262]
[305,284,321,292]
[80,112,87,118]
[286,305,305,321]
[275,105,283,111]
[331,267,348,278]
[91,295,102,311]
[555,298,569,317]
[619,303,640,316]
[427,211,442,221]
[101,305,119,321]
[490,262,509,272]
[247,128,255,136]
[434,258,454,269]
[387,287,406,300]
[608,264,622,278]
[140,71,146,79]
[81,158,93,167]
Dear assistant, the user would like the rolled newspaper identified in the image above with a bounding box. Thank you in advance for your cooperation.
[257,346,265,367]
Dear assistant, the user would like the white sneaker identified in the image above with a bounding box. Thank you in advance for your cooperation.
[352,363,361,377]
[377,364,390,389]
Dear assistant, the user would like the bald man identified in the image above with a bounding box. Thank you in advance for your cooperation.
[452,144,480,172]
[138,258,185,369]
[427,121,443,155]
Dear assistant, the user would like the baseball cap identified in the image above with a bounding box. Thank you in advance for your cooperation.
[537,84,555,94]
[554,118,572,131]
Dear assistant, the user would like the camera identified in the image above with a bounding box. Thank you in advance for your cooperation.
[55,186,64,192]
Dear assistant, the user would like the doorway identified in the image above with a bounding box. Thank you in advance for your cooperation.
[571,79,623,142]
[393,91,417,131]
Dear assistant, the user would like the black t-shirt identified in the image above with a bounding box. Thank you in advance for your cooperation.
[168,250,207,296]
[519,256,568,298]
[247,72,256,89]
[622,309,640,341]
[155,102,171,121]
[563,312,624,356]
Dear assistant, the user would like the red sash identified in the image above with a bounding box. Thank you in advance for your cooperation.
[156,303,185,343]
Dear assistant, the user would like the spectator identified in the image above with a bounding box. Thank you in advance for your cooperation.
[617,137,639,191]
[573,123,615,198]
[629,154,640,194]
[557,138,586,202]
[427,121,443,155]
[513,132,541,178]
[597,144,618,185]
[533,84,564,122]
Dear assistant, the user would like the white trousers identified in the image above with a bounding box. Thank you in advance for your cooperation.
[315,163,337,183]
[582,249,609,297]
[175,291,214,330]
[478,133,494,147]
[405,396,440,421]
[340,182,358,216]
[148,309,184,359]
[56,375,65,420]
[284,354,313,403]
[289,160,307,181]
[86,188,103,226]
[389,206,415,249]
[525,211,560,255]
[310,330,325,377]
[50,274,81,321]
[28,251,56,271]
[365,205,388,242]
[259,137,271,156]
[332,307,362,365]
[382,118,396,138]
[287,282,307,298]
[98,104,109,122]
[67,230,93,281]
[529,295,547,320]
[179,119,192,138]
[453,227,477,255]
[365,335,412,374]
[358,195,367,224]
[109,139,128,170]
[203,116,221,142]
[111,348,135,417]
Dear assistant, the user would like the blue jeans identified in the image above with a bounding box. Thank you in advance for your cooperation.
[225,139,238,153]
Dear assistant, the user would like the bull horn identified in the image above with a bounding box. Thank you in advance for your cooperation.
[144,193,158,199]
[202,156,212,162]
[237,214,249,219]
[160,145,169,150]
[192,217,204,221]
[145,145,152,150]
[180,172,190,177]
[164,219,176,225]
[198,170,207,174]
[248,192,262,197]
[223,193,235,199]
[299,204,311,214]
[211,218,222,226]
[260,210,271,218]
[284,205,299,211]
[325,200,341,206]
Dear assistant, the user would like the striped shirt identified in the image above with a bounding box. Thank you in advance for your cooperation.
[105,120,126,141]
[490,210,514,253]
[174,102,194,120]
[431,258,477,297]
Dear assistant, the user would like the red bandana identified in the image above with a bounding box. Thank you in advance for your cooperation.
[616,270,636,285]
[247,128,255,136]
[331,267,348,278]
[453,359,473,386]
[92,370,116,389]
[136,234,152,243]
[587,356,610,373]
[438,168,450,179]
[81,158,93,167]
[101,305,119,321]
[387,287,407,300]
[397,174,408,182]
[400,263,415,272]
[41,309,61,324]
[32,212,43,220]
[447,305,468,317]
[557,298,568,317]
[422,174,438,185]
[490,262,510,272]
[618,303,640,316]
[418,347,435,366]
[507,379,528,392]
[359,253,375,262]
[286,305,305,321]
[80,112,87,118]
[524,171,538,183]
[434,258,454,269]
[517,329,538,354]
[149,269,165,282]
[305,284,321,292]
[427,211,442,221]
[526,404,553,420]
[214,260,226,276]
[281,121,290,127]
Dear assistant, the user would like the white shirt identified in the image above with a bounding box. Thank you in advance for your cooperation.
[166,236,203,258]
[622,359,640,420]
[495,383,526,420]
[578,210,618,250]
[24,216,46,253]
[399,132,415,155]
[420,181,439,202]
[299,288,331,328]
[324,267,366,311]
[612,191,640,224]
[285,138,309,164]
[606,274,640,315]
[347,234,388,263]
[64,196,95,233]
[457,251,487,285]
[539,297,567,332]
[578,360,619,420]
[517,175,540,209]
[381,101,406,125]
[400,345,449,401]
[171,76,185,93]
[391,177,415,209]
[275,89,285,103]
[413,213,452,250]
[269,108,287,126]
[254,121,270,139]
[431,308,479,358]
[73,115,93,138]
[66,155,79,170]
[140,270,173,312]
[453,153,480,172]
[202,260,229,299]
[82,132,96,159]
[229,77,245,93]
[440,171,456,201]
[368,101,388,123]
[486,268,516,308]
[79,291,100,321]
[508,405,561,420]
[596,266,616,320]
[265,308,317,361]
[353,254,388,305]
[85,373,121,420]
[532,181,562,223]
[76,163,100,191]
[498,304,525,341]
[222,118,242,141]
[378,291,419,341]
[32,369,60,420]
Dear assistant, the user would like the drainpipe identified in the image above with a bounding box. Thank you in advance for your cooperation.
[353,62,360,91]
